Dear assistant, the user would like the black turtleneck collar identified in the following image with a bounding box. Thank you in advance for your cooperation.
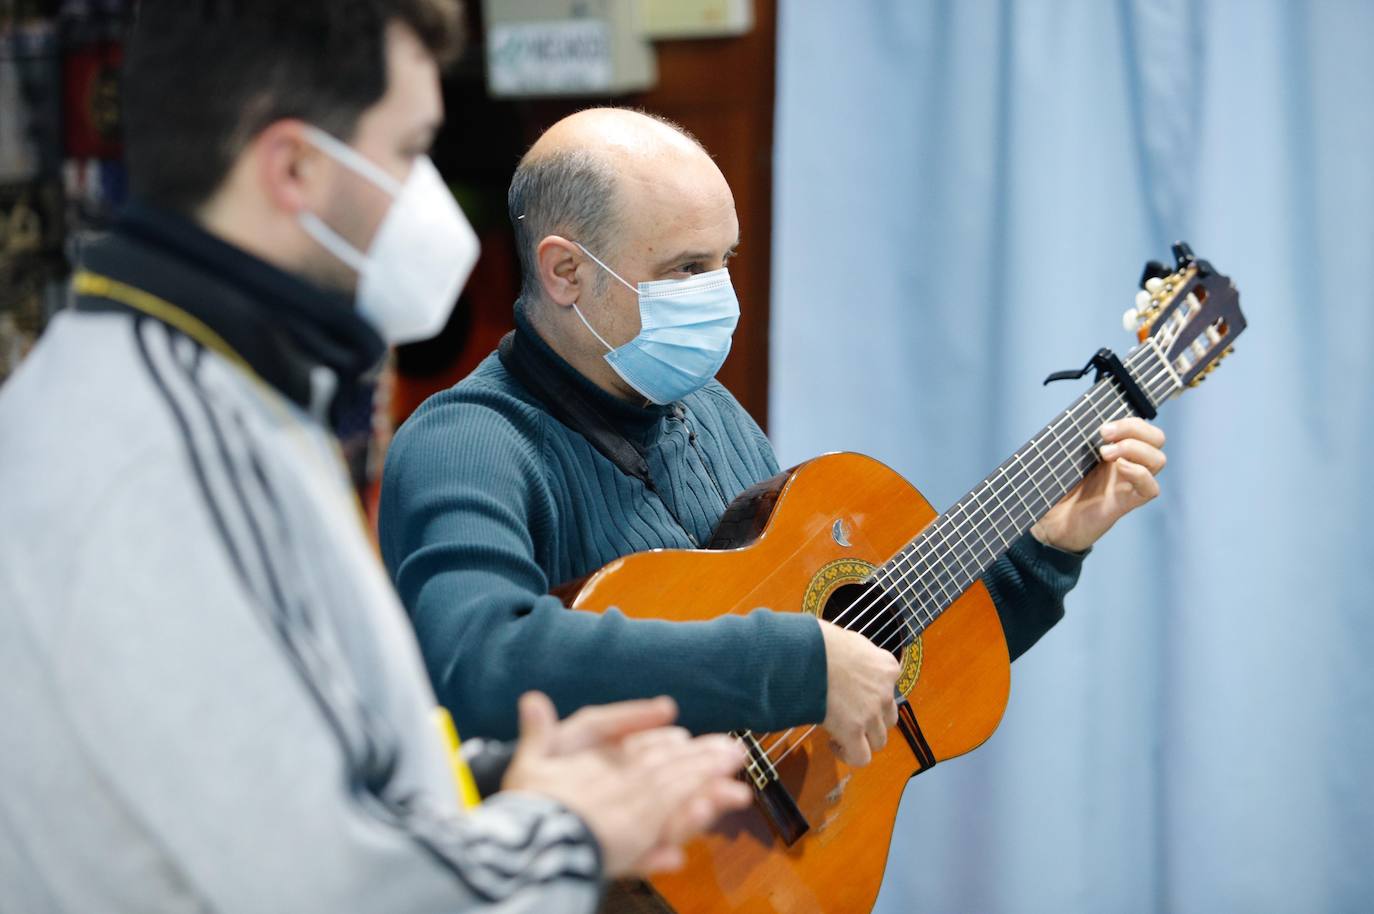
[512,300,670,440]
[76,201,386,421]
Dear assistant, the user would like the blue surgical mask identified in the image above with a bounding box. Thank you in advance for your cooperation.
[572,242,740,404]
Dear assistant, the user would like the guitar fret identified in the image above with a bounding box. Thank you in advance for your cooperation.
[1053,410,1096,486]
[1017,448,1054,513]
[1000,465,1035,523]
[976,481,1015,550]
[1083,384,1112,430]
[967,493,1005,565]
[948,506,986,580]
[1039,425,1066,488]
[956,492,1000,563]
[1034,433,1070,500]
[900,543,943,604]
[934,527,970,596]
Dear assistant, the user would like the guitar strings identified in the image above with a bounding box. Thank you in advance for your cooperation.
[836,345,1168,644]
[855,356,1168,638]
[758,349,1174,765]
[759,367,1160,766]
[757,349,1173,764]
[755,346,1176,767]
[851,346,1173,641]
[753,371,1154,765]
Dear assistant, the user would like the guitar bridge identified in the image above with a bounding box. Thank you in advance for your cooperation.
[733,730,810,846]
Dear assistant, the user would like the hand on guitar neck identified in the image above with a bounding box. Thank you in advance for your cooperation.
[818,619,902,767]
[1030,417,1168,554]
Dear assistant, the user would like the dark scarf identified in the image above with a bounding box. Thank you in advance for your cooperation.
[75,201,386,423]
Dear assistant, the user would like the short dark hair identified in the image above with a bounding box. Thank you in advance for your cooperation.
[508,147,620,310]
[123,0,463,214]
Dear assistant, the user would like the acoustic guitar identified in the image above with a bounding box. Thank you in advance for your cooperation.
[560,244,1246,913]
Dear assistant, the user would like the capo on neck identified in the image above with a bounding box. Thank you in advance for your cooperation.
[1043,348,1158,420]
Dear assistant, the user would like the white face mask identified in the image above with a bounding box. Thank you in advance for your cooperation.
[297,125,479,345]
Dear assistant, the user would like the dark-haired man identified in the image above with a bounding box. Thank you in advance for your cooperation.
[380,108,1168,763]
[0,7,748,912]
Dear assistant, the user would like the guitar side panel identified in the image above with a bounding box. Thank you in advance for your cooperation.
[564,453,1011,913]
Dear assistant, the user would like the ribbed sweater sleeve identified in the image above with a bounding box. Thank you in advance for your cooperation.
[379,384,827,742]
[983,533,1086,661]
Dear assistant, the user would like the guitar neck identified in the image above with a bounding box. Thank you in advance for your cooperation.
[876,341,1181,636]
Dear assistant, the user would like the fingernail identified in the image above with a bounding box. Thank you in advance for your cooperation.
[1101,422,1117,438]
[1101,443,1119,458]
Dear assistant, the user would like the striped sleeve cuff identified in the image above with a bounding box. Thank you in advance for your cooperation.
[406,789,605,910]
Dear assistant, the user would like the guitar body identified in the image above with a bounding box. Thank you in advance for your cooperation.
[559,452,1012,913]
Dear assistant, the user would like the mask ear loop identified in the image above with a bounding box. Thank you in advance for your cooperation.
[299,211,370,274]
[303,125,404,197]
[297,126,406,276]
[569,241,638,352]
[570,300,615,352]
[573,241,639,293]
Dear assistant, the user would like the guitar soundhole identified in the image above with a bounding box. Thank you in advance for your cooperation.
[822,582,912,660]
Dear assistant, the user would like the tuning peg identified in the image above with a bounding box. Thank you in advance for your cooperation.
[1145,277,1165,295]
[1172,241,1195,267]
[1139,260,1170,289]
[1122,308,1140,331]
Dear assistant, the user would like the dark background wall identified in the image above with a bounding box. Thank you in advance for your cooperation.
[400,0,779,430]
[0,0,779,507]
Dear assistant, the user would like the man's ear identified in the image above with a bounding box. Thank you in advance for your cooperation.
[536,235,585,308]
[251,120,322,216]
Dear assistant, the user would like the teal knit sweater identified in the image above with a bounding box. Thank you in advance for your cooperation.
[379,310,1084,741]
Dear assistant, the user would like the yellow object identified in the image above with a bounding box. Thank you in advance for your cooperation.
[72,270,257,378]
[434,706,482,810]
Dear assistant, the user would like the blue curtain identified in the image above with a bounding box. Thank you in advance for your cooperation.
[770,2,1374,911]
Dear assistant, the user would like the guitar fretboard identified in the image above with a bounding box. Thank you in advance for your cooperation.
[861,341,1180,647]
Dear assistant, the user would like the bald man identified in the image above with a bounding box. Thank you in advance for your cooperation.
[378,109,1167,767]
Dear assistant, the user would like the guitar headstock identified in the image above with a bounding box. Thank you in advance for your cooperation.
[1124,242,1246,390]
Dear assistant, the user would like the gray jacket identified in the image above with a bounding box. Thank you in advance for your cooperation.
[0,215,603,913]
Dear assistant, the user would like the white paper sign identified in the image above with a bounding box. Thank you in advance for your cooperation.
[487,19,614,96]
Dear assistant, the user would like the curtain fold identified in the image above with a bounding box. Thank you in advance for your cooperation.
[771,2,1374,911]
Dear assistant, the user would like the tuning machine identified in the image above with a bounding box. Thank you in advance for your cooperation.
[1126,278,1171,337]
[1188,345,1237,388]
